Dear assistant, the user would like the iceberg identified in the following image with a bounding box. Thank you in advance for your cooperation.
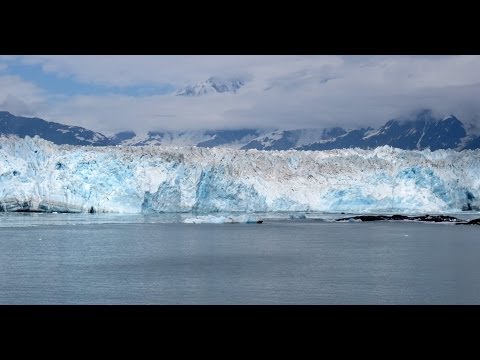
[0,135,479,214]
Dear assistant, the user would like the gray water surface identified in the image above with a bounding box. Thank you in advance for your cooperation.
[0,218,479,304]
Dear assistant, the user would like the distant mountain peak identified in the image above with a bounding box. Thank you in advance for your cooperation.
[0,111,109,146]
[175,77,245,96]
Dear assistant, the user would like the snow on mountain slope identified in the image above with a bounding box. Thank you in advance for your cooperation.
[1,136,479,214]
[241,128,347,150]
[123,131,214,147]
[112,129,268,149]
[299,110,469,151]
[0,111,110,146]
[175,77,245,96]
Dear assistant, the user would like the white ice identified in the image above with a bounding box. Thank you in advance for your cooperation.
[1,135,479,214]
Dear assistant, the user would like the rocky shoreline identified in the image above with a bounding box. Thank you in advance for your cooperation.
[336,214,480,225]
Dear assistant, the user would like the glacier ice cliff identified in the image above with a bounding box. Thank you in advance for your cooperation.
[0,136,479,214]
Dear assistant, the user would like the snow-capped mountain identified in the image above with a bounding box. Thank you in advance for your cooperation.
[0,111,110,146]
[1,136,479,214]
[2,109,480,151]
[0,111,266,148]
[175,77,245,96]
[110,129,264,148]
[297,110,469,151]
[107,110,480,151]
[241,110,480,151]
[241,128,347,150]
[107,131,137,145]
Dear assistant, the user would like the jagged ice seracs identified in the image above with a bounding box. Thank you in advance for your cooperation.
[0,136,479,214]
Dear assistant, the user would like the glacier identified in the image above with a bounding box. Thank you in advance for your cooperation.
[0,135,479,214]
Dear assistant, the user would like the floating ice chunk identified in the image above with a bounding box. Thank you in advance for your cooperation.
[183,214,261,224]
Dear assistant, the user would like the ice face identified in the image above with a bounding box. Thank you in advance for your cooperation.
[0,136,479,214]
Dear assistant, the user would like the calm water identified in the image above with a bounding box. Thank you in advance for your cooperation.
[0,213,480,304]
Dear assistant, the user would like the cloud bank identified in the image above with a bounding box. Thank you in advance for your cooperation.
[1,55,480,134]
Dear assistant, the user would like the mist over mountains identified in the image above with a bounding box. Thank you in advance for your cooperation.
[1,109,480,151]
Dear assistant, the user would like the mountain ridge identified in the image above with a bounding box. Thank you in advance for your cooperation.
[1,110,480,151]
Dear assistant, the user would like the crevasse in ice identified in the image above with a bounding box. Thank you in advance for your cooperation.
[0,135,479,213]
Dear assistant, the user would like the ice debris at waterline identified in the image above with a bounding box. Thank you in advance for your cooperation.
[1,135,480,214]
[183,215,263,224]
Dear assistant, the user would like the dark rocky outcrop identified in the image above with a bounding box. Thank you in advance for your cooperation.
[456,218,480,225]
[336,214,466,223]
[391,214,409,220]
[337,215,390,222]
[414,215,460,222]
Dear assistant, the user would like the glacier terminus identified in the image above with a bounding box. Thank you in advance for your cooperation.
[0,135,479,214]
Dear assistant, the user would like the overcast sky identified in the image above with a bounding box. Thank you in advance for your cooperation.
[0,55,480,135]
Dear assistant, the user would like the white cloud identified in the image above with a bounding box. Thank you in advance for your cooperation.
[2,55,480,133]
[1,94,35,115]
[0,75,47,116]
[11,55,344,89]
